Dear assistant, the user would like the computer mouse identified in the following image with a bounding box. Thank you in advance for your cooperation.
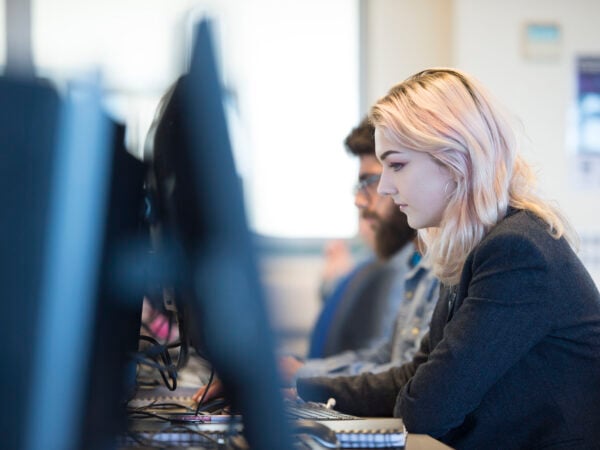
[292,419,340,449]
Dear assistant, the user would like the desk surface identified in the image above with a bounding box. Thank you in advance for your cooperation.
[407,433,453,450]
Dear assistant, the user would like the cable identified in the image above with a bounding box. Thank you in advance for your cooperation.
[194,366,215,416]
[173,307,189,370]
[137,335,178,390]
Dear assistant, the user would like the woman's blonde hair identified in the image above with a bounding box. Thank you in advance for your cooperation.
[369,68,576,285]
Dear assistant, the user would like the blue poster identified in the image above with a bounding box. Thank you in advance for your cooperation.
[570,56,600,190]
[578,57,600,154]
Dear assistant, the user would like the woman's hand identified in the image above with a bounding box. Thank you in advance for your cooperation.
[192,377,225,404]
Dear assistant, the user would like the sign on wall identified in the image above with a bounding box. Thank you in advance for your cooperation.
[570,56,600,189]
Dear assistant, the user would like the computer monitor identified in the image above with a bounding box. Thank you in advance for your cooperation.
[0,74,148,450]
[1,74,116,450]
[77,122,148,450]
[0,75,63,450]
[146,19,292,449]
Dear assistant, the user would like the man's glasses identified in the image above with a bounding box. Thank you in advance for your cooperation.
[353,174,381,199]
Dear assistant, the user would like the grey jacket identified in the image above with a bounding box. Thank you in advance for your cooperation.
[297,209,600,449]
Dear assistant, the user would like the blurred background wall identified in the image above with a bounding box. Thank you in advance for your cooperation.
[3,0,600,355]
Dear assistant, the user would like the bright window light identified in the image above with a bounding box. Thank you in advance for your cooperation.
[28,0,360,239]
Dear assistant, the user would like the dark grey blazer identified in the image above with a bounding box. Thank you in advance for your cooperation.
[298,209,600,449]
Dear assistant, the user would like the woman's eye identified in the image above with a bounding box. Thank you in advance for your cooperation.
[389,162,405,171]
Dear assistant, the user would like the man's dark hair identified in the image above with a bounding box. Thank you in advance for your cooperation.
[344,116,416,258]
[344,117,375,157]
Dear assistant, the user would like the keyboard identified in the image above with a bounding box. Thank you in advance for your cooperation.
[284,398,361,421]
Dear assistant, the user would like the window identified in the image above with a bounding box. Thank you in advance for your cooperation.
[31,0,361,238]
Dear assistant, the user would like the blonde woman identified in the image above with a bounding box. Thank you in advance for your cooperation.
[296,69,600,450]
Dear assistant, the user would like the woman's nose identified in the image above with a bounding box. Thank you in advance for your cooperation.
[377,172,395,197]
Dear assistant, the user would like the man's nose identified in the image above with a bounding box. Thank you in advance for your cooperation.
[354,191,369,209]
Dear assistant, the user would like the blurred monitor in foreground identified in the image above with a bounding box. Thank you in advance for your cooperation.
[0,73,148,450]
[144,19,292,449]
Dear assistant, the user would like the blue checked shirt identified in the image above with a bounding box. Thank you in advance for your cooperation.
[295,247,439,380]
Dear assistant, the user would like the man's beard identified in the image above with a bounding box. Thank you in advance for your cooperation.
[363,207,415,260]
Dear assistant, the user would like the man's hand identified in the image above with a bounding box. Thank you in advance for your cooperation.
[281,387,300,401]
[192,377,225,404]
[278,355,304,387]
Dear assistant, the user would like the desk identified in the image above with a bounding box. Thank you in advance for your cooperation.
[406,434,453,450]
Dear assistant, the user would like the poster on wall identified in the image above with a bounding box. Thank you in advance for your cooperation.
[571,56,600,189]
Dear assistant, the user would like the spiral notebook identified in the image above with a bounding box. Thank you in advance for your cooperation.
[318,418,406,449]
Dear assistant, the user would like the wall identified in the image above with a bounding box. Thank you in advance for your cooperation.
[453,0,600,281]
[261,251,326,356]
[361,0,453,111]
